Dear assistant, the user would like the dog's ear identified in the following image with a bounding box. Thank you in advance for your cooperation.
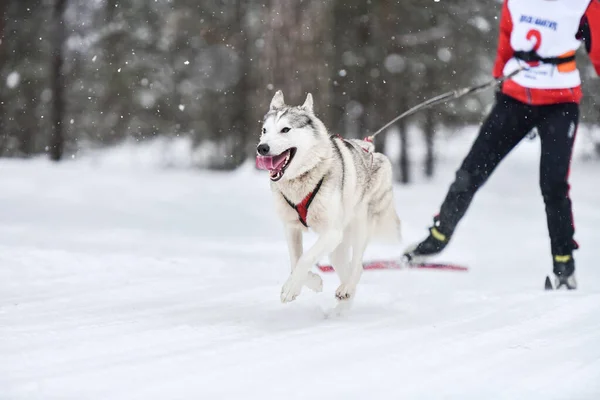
[301,93,313,113]
[270,90,285,110]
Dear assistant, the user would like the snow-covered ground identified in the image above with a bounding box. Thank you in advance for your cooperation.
[1,129,600,400]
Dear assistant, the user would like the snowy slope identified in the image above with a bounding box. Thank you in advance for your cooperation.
[1,131,600,400]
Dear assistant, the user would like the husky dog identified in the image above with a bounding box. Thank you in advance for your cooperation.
[256,90,401,304]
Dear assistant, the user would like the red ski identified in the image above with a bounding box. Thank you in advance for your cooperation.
[316,259,468,272]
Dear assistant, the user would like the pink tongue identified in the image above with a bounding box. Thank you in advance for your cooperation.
[256,151,288,171]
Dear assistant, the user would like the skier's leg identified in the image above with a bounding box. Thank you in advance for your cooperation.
[404,93,536,261]
[537,102,579,288]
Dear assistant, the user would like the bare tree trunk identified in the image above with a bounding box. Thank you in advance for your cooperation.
[423,108,436,178]
[422,60,437,178]
[50,0,66,161]
[365,1,386,151]
[376,0,415,183]
[399,119,410,184]
[196,0,252,170]
[260,0,332,125]
[0,0,7,154]
[17,84,37,156]
[355,0,370,138]
[227,0,250,168]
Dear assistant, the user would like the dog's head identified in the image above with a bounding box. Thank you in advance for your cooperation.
[256,90,329,182]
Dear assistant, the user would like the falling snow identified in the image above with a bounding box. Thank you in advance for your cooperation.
[6,71,20,89]
[384,54,406,74]
[1,2,600,398]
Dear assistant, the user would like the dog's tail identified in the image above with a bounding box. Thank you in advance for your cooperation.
[370,194,402,244]
[368,154,401,244]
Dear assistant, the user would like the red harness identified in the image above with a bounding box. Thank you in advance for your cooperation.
[281,136,372,227]
[282,177,324,227]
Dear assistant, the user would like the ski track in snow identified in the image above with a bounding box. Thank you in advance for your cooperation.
[1,136,600,399]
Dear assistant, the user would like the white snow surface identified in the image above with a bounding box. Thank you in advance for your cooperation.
[2,129,600,399]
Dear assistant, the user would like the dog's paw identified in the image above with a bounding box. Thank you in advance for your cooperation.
[280,277,303,303]
[335,283,356,301]
[304,271,323,293]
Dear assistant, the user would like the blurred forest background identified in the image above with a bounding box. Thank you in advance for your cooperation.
[1,0,599,183]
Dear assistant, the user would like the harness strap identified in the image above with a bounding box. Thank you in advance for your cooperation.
[513,50,576,65]
[282,177,324,227]
[333,134,374,167]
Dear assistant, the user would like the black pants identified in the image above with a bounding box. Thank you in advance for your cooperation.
[436,92,579,256]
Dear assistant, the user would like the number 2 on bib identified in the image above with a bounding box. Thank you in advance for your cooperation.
[525,27,576,72]
[526,29,542,66]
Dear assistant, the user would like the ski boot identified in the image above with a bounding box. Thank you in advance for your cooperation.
[550,254,577,290]
[403,219,451,265]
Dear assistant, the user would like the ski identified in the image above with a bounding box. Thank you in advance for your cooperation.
[316,259,468,273]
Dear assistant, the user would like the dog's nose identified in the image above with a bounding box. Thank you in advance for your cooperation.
[257,143,270,155]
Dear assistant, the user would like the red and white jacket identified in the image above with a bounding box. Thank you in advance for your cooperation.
[493,0,600,105]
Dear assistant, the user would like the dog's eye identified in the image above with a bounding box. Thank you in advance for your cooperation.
[262,127,266,134]
[280,127,291,133]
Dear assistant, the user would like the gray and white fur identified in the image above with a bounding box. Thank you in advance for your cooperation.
[257,90,401,306]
